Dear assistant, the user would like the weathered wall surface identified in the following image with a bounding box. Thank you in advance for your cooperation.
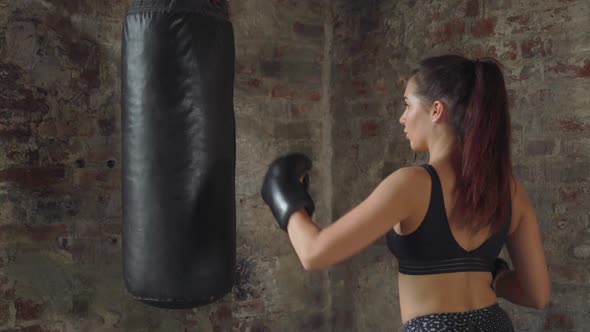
[0,0,331,330]
[329,0,590,330]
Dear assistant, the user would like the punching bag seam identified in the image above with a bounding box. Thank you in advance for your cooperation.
[127,5,229,21]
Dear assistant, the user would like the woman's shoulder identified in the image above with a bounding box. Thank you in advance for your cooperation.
[389,165,430,180]
[385,166,432,192]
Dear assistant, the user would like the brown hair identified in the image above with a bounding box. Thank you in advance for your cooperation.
[411,54,513,233]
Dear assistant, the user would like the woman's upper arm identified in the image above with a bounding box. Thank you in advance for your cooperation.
[506,177,551,306]
[309,167,418,269]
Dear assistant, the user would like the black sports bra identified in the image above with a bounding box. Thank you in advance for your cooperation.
[386,164,511,275]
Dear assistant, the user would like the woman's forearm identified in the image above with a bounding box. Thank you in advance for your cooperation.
[287,209,321,269]
[494,270,544,309]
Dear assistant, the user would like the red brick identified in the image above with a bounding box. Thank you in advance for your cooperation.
[375,78,387,96]
[0,125,32,143]
[521,37,552,58]
[15,298,45,321]
[309,92,321,101]
[235,62,256,75]
[559,189,579,202]
[7,324,60,332]
[235,77,268,96]
[209,304,235,330]
[361,120,380,138]
[74,168,121,190]
[0,166,66,189]
[0,224,68,243]
[271,84,321,101]
[246,78,262,88]
[472,17,497,38]
[271,84,291,98]
[352,80,368,96]
[432,21,465,43]
[576,59,590,77]
[0,85,50,116]
[545,60,590,78]
[45,14,101,89]
[502,40,518,61]
[270,46,287,59]
[101,222,122,236]
[54,116,98,137]
[235,298,265,317]
[557,118,590,133]
[335,63,349,75]
[293,21,324,40]
[543,312,575,330]
[289,103,314,117]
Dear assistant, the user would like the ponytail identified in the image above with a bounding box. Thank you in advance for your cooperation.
[412,55,513,234]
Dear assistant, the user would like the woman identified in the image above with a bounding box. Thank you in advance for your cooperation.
[261,54,551,331]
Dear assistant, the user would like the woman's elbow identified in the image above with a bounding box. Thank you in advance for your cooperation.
[301,257,322,271]
[531,280,551,309]
[302,260,317,271]
[301,254,330,271]
[534,289,551,309]
[533,297,550,309]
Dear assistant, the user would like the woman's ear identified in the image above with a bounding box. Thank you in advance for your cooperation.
[431,100,446,123]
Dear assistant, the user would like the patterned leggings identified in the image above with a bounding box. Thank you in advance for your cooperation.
[403,303,514,332]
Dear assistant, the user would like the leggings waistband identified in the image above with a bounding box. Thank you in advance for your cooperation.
[404,303,514,332]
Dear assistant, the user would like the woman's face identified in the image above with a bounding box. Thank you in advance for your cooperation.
[399,77,432,153]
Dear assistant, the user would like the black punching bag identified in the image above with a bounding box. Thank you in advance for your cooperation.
[121,0,235,308]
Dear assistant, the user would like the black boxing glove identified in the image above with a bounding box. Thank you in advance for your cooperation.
[260,153,315,232]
